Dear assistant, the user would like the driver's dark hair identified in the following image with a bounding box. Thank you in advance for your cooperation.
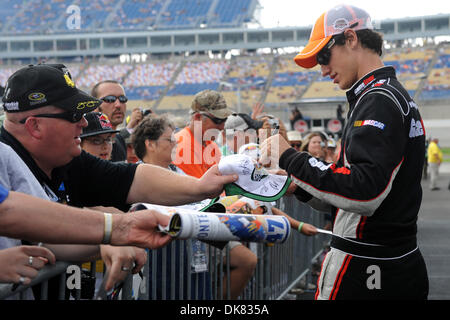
[333,29,383,56]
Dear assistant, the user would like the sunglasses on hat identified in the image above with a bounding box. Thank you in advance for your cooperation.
[100,95,128,104]
[19,111,85,124]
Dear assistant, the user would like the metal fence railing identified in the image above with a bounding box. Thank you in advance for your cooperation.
[0,196,330,300]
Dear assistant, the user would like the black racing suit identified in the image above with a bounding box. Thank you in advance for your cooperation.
[280,66,428,300]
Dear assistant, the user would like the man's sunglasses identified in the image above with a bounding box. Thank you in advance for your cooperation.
[100,95,128,103]
[316,38,336,66]
[316,22,358,66]
[19,112,85,124]
[200,113,227,125]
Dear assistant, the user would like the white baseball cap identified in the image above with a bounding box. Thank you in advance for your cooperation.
[218,154,291,201]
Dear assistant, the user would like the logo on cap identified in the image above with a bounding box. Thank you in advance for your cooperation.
[77,100,98,110]
[2,101,19,111]
[333,18,351,30]
[28,92,47,106]
[99,113,113,129]
[64,74,75,88]
[251,167,268,182]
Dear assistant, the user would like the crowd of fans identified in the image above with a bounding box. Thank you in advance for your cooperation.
[0,4,438,302]
[0,62,340,300]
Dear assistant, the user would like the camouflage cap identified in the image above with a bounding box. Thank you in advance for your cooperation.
[191,89,232,119]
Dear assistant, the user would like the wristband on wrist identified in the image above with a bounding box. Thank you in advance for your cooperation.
[297,222,304,233]
[102,213,113,244]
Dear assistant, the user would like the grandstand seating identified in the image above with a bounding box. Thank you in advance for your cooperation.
[222,56,272,109]
[122,60,179,103]
[175,60,229,85]
[76,63,133,90]
[302,79,346,99]
[210,0,253,27]
[158,60,230,110]
[0,65,20,87]
[0,63,82,88]
[110,0,163,30]
[0,0,257,34]
[265,55,317,104]
[298,64,344,99]
[2,0,116,34]
[0,45,448,112]
[158,0,211,29]
[420,45,450,100]
[383,47,435,97]
[124,61,179,87]
[0,0,24,33]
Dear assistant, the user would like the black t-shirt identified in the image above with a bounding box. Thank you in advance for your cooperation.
[62,150,138,212]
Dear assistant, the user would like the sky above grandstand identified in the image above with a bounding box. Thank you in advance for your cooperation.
[259,0,450,28]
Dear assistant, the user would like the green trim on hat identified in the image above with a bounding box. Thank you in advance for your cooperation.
[224,177,291,202]
[199,197,226,212]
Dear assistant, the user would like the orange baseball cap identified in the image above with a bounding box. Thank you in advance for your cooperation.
[294,4,374,69]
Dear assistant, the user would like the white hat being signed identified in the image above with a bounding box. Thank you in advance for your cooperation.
[218,154,291,201]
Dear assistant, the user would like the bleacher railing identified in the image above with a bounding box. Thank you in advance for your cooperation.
[0,196,329,300]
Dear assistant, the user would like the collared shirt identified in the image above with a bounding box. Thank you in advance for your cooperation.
[174,127,221,178]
